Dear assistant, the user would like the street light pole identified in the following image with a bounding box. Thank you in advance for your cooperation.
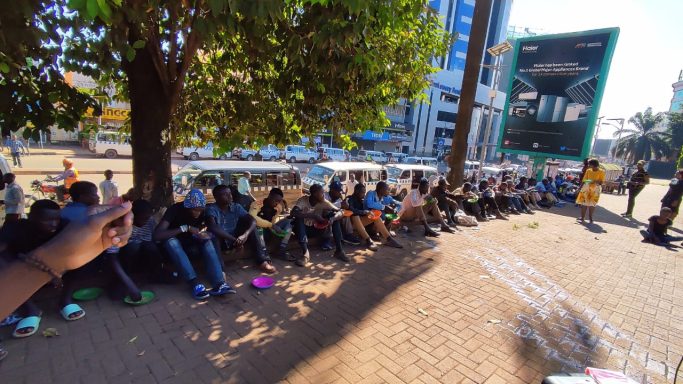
[477,41,512,180]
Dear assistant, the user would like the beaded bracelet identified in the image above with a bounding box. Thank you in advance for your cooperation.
[17,253,63,286]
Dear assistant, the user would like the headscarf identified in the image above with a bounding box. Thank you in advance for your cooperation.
[183,189,206,208]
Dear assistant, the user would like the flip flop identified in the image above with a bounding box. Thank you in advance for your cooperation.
[0,313,22,327]
[60,304,85,321]
[12,316,41,338]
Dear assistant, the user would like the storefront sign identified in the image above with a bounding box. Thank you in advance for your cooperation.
[84,107,130,121]
[497,28,619,160]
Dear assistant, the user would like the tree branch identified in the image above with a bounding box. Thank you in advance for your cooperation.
[143,10,172,99]
[167,3,179,80]
[168,0,203,114]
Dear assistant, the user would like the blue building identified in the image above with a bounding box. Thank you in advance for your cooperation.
[413,0,512,159]
[352,0,513,160]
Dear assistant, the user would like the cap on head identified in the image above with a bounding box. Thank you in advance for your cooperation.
[183,189,206,208]
[62,158,73,167]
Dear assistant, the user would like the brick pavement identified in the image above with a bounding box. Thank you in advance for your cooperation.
[0,183,681,383]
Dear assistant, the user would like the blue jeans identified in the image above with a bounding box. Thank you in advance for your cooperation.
[163,237,224,287]
[255,218,293,252]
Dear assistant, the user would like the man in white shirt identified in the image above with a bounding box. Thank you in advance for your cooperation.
[99,169,119,204]
[238,171,256,201]
[3,173,24,222]
[345,173,358,196]
[398,178,454,237]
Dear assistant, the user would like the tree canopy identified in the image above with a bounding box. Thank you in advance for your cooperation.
[56,0,451,148]
[0,1,99,139]
[2,0,451,206]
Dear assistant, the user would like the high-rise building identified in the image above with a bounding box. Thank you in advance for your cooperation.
[406,0,513,159]
[351,0,513,159]
[671,70,683,113]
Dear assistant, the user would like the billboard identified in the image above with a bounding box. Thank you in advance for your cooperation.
[497,28,619,160]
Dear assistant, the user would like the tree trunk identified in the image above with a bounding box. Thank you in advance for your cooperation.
[124,43,174,210]
[447,0,493,187]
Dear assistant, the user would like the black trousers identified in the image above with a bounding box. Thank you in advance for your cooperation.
[212,216,269,265]
[626,187,643,215]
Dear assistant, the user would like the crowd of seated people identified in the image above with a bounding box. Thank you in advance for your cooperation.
[0,170,587,346]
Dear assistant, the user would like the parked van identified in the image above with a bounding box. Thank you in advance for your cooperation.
[356,150,387,163]
[385,164,438,200]
[386,152,407,164]
[89,131,132,159]
[172,161,301,205]
[464,161,480,174]
[284,145,319,163]
[404,156,438,167]
[302,162,386,194]
[320,147,348,162]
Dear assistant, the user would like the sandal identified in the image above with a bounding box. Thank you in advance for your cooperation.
[60,304,85,321]
[12,315,41,338]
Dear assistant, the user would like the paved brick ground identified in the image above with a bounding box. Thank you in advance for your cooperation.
[1,183,681,383]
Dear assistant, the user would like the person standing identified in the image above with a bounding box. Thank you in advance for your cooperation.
[622,160,650,218]
[3,173,24,222]
[8,135,27,168]
[576,159,605,223]
[237,171,256,207]
[99,170,119,204]
[345,173,358,196]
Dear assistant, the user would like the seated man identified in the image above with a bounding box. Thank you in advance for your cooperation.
[249,187,294,261]
[326,181,361,245]
[454,182,485,221]
[207,184,275,274]
[640,207,683,245]
[398,178,455,237]
[364,181,401,229]
[0,200,69,337]
[506,180,535,213]
[478,180,506,220]
[347,183,403,250]
[292,184,348,266]
[154,189,236,299]
[118,199,169,283]
[430,177,461,226]
[535,178,559,205]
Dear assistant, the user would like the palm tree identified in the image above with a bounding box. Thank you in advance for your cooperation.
[612,107,671,163]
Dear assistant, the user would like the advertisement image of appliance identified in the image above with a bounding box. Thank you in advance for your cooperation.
[537,95,570,123]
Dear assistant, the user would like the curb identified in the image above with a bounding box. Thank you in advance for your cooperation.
[14,170,133,176]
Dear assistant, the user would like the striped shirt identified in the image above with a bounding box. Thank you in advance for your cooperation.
[130,218,156,243]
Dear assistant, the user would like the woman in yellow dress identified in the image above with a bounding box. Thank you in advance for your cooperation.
[576,159,605,223]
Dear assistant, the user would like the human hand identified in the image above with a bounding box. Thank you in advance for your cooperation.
[188,226,201,235]
[359,210,370,216]
[128,290,143,303]
[314,215,327,224]
[32,202,133,273]
[234,234,248,247]
[384,206,396,214]
[340,200,350,210]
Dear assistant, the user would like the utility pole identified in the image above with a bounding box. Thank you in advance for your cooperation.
[447,0,493,187]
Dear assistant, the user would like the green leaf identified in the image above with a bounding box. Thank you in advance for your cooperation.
[126,47,136,62]
[68,0,86,10]
[0,62,9,73]
[86,0,98,19]
[132,40,145,49]
[96,0,112,20]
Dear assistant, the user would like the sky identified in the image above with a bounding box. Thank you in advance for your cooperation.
[507,0,683,138]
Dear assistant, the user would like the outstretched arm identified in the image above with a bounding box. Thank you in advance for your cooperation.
[0,203,133,319]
